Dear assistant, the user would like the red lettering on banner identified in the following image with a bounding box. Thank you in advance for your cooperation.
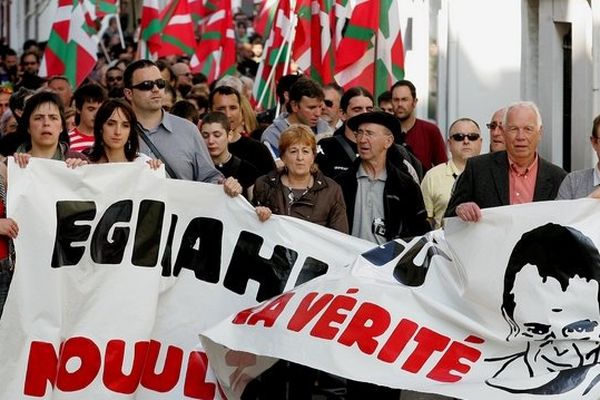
[140,340,183,392]
[232,304,263,325]
[184,351,216,399]
[247,292,295,327]
[103,339,149,394]
[310,289,358,339]
[23,337,219,398]
[56,336,101,392]
[287,292,334,332]
[337,302,391,354]
[401,328,450,374]
[426,340,482,382]
[24,341,59,396]
[377,319,419,363]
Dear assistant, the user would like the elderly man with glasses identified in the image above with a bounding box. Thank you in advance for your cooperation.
[421,118,482,228]
[487,107,506,152]
[445,101,566,222]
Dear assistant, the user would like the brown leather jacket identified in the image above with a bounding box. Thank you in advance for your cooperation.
[253,170,349,234]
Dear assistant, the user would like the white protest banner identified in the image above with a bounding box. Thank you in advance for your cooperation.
[201,199,600,399]
[0,158,372,399]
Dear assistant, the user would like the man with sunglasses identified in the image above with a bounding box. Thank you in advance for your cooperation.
[124,59,222,183]
[421,118,482,228]
[322,83,343,130]
[105,66,124,98]
[487,107,506,152]
[445,101,566,222]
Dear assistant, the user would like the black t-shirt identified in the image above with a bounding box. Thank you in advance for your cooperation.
[216,155,260,198]
[229,135,276,177]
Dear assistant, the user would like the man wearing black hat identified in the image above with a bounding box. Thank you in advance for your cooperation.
[337,113,430,397]
[336,111,431,245]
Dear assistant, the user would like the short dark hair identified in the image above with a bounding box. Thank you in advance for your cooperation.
[9,87,34,118]
[171,100,200,125]
[106,65,123,76]
[276,74,302,105]
[124,59,157,88]
[18,90,69,148]
[390,79,417,99]
[592,114,600,139]
[502,223,600,322]
[287,78,324,113]
[73,83,107,111]
[89,99,139,162]
[20,50,39,65]
[209,85,241,109]
[202,111,230,132]
[340,86,373,113]
[378,90,392,106]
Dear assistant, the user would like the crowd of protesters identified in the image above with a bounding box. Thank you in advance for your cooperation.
[0,7,596,400]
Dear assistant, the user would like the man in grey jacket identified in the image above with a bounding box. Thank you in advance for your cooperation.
[556,114,600,199]
[261,77,332,160]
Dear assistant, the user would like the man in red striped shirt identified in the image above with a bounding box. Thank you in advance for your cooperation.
[68,83,107,153]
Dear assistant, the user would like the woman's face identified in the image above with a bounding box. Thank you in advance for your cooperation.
[281,141,315,177]
[102,108,131,152]
[28,102,62,150]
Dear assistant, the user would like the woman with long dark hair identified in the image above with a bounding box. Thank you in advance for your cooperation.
[87,98,161,168]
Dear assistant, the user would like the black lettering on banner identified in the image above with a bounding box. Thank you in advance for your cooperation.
[362,241,407,266]
[393,237,452,287]
[160,214,178,277]
[90,200,133,264]
[173,217,223,283]
[295,257,329,286]
[224,230,298,302]
[132,200,165,267]
[51,201,97,268]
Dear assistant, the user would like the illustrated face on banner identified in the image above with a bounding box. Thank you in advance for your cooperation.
[489,223,600,396]
[510,264,600,376]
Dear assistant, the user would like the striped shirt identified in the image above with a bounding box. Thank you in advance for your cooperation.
[68,127,94,153]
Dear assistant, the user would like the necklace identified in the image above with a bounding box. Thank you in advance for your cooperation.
[217,153,232,168]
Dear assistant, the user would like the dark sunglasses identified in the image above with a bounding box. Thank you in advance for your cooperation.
[323,99,334,107]
[451,133,480,141]
[130,79,167,91]
[486,122,501,130]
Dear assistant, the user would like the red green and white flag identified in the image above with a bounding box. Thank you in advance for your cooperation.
[40,0,98,88]
[293,0,336,85]
[95,0,118,18]
[334,0,404,98]
[254,0,280,38]
[139,0,162,58]
[190,0,236,82]
[156,0,197,58]
[252,0,295,110]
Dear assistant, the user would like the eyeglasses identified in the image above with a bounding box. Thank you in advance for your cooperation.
[486,122,502,130]
[107,76,123,82]
[450,133,480,141]
[354,130,389,139]
[324,99,334,107]
[129,79,167,91]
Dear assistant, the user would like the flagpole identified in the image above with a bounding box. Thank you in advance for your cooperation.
[256,1,298,110]
[115,14,126,49]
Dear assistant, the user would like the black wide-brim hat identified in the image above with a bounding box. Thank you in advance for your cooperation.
[346,111,402,135]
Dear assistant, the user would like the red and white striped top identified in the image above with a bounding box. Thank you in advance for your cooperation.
[68,127,94,153]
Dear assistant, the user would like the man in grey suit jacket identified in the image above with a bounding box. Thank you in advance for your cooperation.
[445,101,567,222]
[556,114,600,199]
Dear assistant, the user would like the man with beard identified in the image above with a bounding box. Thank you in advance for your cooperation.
[15,51,44,91]
[392,79,447,172]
